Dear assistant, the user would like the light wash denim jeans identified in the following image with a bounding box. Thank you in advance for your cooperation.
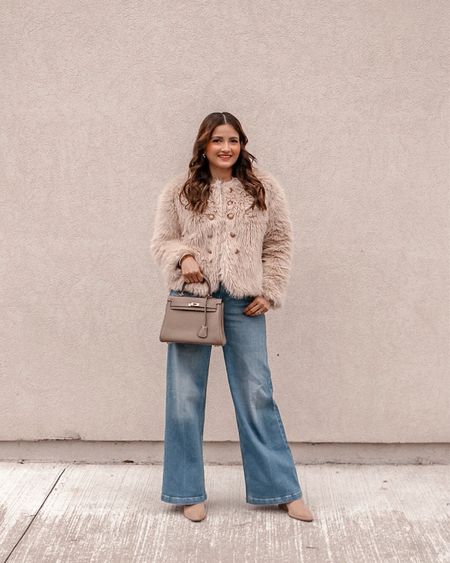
[161,282,302,505]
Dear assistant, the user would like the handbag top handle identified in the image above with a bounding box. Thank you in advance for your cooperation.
[179,274,212,297]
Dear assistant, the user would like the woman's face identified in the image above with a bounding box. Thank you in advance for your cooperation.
[204,124,241,175]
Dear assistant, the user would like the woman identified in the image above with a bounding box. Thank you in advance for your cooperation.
[150,111,314,523]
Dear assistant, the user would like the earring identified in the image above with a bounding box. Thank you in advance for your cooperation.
[202,153,206,158]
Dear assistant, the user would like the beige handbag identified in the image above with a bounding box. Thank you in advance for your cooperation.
[159,275,226,346]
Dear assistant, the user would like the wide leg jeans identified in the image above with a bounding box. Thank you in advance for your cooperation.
[160,282,302,505]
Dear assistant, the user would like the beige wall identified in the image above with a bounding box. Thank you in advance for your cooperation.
[1,1,449,454]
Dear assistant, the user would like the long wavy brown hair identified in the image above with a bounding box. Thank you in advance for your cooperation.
[179,112,267,214]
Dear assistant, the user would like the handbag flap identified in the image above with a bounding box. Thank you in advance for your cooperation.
[168,296,221,312]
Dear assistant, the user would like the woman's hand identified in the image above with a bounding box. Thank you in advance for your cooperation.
[180,255,204,283]
[243,295,271,316]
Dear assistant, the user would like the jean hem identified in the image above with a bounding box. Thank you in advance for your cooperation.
[161,492,207,505]
[246,489,302,505]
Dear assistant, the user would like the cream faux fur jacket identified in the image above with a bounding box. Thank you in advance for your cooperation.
[150,168,293,309]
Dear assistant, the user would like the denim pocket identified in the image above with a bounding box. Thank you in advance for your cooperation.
[234,295,254,304]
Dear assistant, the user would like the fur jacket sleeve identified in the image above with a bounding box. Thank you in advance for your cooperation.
[260,171,294,308]
[150,168,293,309]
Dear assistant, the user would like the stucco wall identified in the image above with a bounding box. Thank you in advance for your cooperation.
[1,1,448,449]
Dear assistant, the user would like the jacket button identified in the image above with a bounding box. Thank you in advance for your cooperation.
[235,248,240,254]
[227,212,234,219]
[207,233,213,238]
[207,249,212,253]
[229,187,233,192]
[208,213,215,220]
[230,232,236,237]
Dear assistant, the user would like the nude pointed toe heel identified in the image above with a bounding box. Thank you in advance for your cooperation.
[279,498,314,522]
[183,501,207,522]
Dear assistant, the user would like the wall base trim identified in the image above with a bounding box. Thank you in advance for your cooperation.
[0,441,449,464]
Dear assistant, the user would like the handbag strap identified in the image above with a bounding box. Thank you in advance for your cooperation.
[179,274,212,296]
[179,275,212,339]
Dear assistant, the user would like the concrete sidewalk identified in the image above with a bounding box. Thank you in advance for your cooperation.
[0,462,448,562]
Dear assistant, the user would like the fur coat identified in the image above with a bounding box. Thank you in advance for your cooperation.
[150,168,293,309]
